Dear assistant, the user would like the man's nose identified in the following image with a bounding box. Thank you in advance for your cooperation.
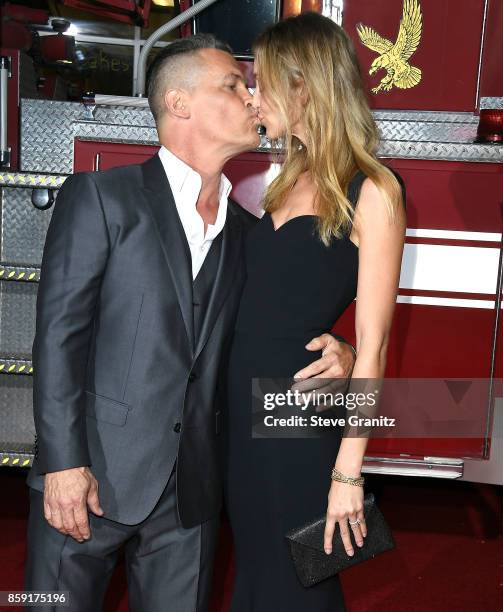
[243,89,256,112]
[243,87,253,107]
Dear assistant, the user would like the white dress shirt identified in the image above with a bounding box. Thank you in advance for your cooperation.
[158,146,232,279]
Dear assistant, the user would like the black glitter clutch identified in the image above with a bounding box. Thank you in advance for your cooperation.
[285,493,394,587]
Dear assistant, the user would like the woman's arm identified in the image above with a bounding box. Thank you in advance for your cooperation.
[323,176,406,555]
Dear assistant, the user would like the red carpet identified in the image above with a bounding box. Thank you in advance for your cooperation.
[1,468,501,611]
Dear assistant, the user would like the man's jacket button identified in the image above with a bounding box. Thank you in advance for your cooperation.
[173,422,182,433]
[188,373,197,383]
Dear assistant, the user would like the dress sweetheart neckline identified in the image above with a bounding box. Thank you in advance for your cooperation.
[266,212,317,233]
[264,212,359,249]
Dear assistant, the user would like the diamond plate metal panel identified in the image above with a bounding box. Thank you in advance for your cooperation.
[94,105,155,127]
[0,282,38,358]
[0,374,35,453]
[374,110,479,123]
[21,100,80,173]
[74,122,158,145]
[480,97,503,109]
[20,99,155,173]
[257,137,503,163]
[20,99,502,172]
[1,187,54,265]
[378,141,503,163]
[374,110,480,143]
[376,120,478,143]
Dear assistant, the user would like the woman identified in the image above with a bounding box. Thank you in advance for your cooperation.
[225,12,406,611]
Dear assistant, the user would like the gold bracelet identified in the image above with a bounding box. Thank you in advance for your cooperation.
[331,467,364,487]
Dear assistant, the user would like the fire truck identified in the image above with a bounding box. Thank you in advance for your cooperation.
[0,0,502,484]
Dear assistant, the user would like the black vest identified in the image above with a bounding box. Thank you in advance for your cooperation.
[192,232,223,347]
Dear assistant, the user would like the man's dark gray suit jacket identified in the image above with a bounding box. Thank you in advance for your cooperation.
[27,154,256,528]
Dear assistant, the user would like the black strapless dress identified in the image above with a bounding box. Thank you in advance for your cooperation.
[224,172,366,612]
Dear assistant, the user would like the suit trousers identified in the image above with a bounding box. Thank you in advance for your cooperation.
[24,465,219,612]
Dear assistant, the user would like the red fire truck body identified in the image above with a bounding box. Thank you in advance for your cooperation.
[0,0,501,484]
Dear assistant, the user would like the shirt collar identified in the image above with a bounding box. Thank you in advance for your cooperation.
[158,146,231,241]
[158,146,199,195]
[158,145,231,200]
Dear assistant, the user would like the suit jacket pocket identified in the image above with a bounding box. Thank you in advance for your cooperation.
[85,391,130,426]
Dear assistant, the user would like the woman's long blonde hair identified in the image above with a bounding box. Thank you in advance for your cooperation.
[253,12,403,245]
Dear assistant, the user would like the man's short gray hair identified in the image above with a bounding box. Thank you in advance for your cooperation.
[147,34,233,123]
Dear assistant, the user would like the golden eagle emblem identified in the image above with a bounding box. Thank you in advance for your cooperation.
[356,0,423,94]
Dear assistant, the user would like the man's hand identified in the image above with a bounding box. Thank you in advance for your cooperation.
[291,333,356,394]
[44,466,104,542]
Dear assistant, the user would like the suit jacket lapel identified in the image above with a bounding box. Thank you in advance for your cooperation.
[194,206,242,360]
[141,155,195,352]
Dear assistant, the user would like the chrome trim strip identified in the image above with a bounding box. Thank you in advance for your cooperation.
[362,456,463,479]
[362,466,462,479]
[93,95,149,108]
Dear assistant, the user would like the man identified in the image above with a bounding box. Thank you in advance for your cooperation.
[25,35,355,611]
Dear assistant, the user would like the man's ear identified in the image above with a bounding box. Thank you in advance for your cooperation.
[164,89,190,119]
